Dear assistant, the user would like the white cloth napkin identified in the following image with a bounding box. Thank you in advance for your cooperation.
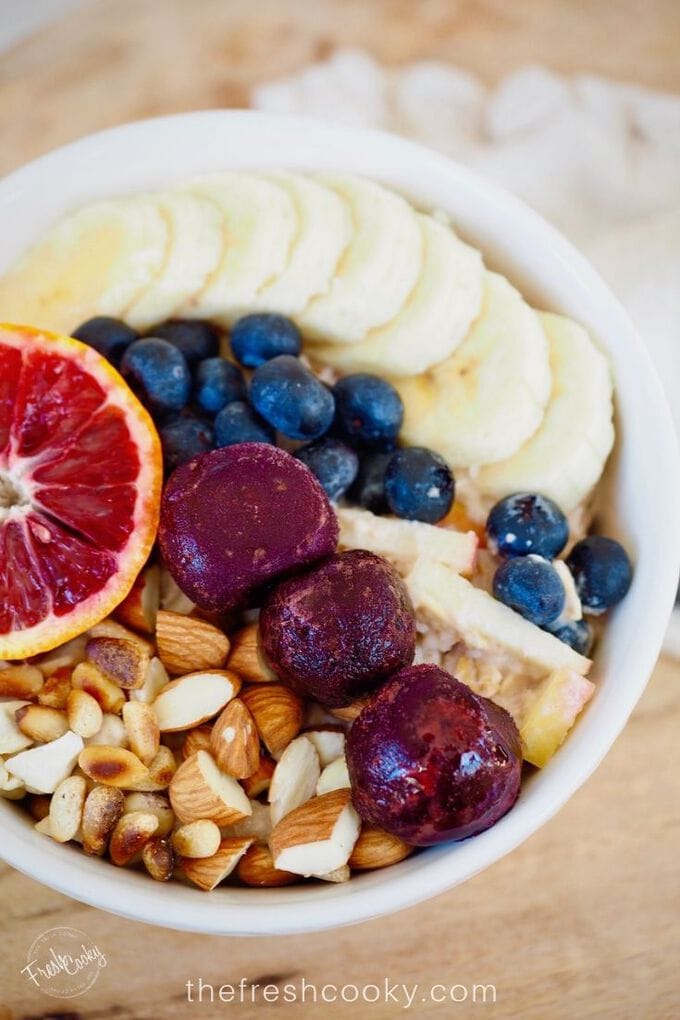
[252,51,680,651]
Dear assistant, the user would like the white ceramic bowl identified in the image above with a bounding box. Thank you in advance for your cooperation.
[1,111,678,936]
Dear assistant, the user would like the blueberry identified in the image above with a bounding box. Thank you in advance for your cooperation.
[349,451,393,514]
[214,401,275,448]
[493,556,565,627]
[250,355,335,441]
[295,438,359,502]
[231,313,302,368]
[152,319,219,368]
[120,338,191,415]
[72,316,137,365]
[384,447,454,524]
[333,373,404,449]
[566,536,633,615]
[549,618,594,656]
[194,358,246,415]
[486,492,569,560]
[160,415,214,474]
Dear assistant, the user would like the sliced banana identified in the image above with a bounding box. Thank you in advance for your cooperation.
[309,214,483,376]
[337,506,478,576]
[184,172,297,326]
[405,558,591,679]
[250,172,353,314]
[297,174,423,344]
[475,312,614,512]
[0,196,168,336]
[395,272,551,468]
[127,191,225,330]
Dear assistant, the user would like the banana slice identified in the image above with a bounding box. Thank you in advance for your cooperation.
[0,196,168,336]
[127,191,225,330]
[337,506,478,576]
[249,172,353,314]
[394,272,551,468]
[475,312,614,512]
[405,558,591,679]
[184,173,297,325]
[297,175,422,344]
[309,214,484,376]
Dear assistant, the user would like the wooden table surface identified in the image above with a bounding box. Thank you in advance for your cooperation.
[1,2,679,1017]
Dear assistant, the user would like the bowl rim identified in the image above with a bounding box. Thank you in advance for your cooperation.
[1,109,679,936]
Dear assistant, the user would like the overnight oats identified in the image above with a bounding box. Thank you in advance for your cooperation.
[0,172,632,889]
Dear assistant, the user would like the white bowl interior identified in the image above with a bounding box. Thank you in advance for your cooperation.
[1,111,678,935]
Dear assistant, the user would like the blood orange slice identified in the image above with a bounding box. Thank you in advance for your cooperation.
[0,324,162,659]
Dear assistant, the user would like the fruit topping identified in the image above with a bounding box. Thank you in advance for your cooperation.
[159,415,214,473]
[333,373,403,450]
[120,337,191,415]
[72,316,138,365]
[486,492,569,560]
[0,324,161,659]
[194,357,246,415]
[260,549,416,708]
[214,402,275,448]
[151,319,219,368]
[384,447,454,524]
[493,555,565,627]
[230,312,302,367]
[566,535,633,614]
[294,437,359,502]
[159,443,338,612]
[346,664,522,845]
[250,354,335,441]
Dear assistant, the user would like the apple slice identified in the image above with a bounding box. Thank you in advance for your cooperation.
[270,789,360,878]
[405,558,591,678]
[520,668,595,767]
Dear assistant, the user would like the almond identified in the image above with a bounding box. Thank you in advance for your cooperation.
[152,670,240,732]
[221,800,272,844]
[0,665,43,699]
[84,713,128,748]
[156,611,229,675]
[269,736,320,826]
[181,725,213,760]
[85,636,151,691]
[348,826,413,870]
[142,835,174,881]
[123,792,174,836]
[15,705,69,743]
[109,811,159,866]
[316,756,350,796]
[115,564,160,635]
[304,727,346,767]
[125,745,177,791]
[81,785,125,855]
[329,697,371,723]
[172,819,221,859]
[227,623,277,683]
[128,657,169,705]
[37,668,73,709]
[180,836,253,891]
[210,698,259,778]
[319,865,351,883]
[71,662,125,714]
[236,843,297,887]
[48,775,87,843]
[78,745,149,788]
[67,689,103,739]
[240,683,303,758]
[122,701,160,765]
[169,750,251,826]
[241,755,275,799]
[270,789,360,878]
[6,731,84,793]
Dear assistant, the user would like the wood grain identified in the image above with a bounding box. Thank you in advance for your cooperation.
[1,1,679,1016]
